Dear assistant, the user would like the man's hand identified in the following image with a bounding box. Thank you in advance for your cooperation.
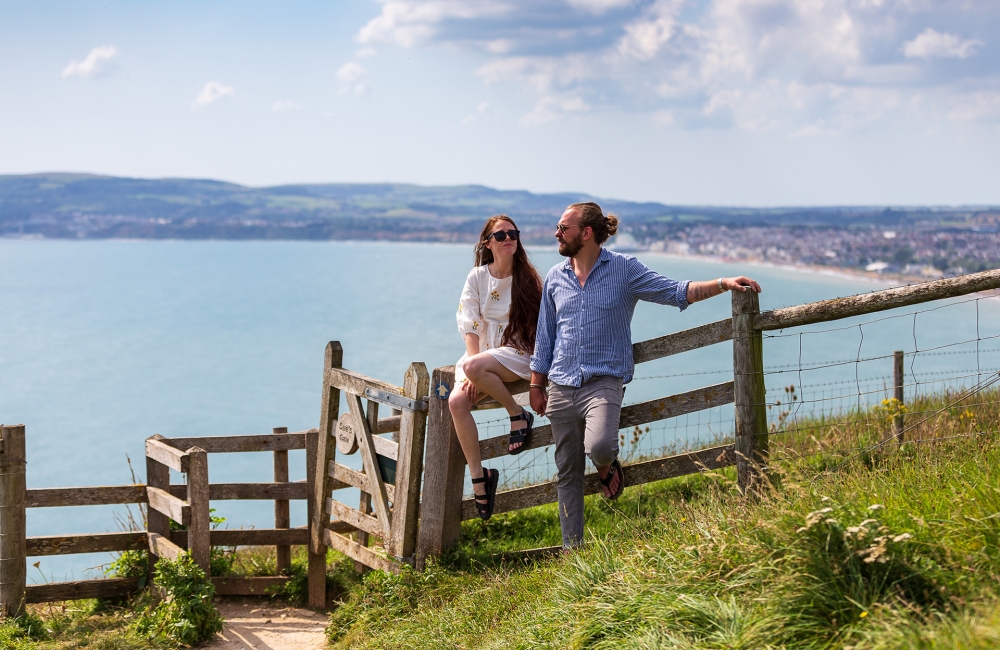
[529,386,547,416]
[724,276,762,293]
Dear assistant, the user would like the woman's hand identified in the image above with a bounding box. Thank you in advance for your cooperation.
[461,378,478,403]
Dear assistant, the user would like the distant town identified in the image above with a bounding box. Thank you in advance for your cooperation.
[3,173,998,281]
[606,213,1000,279]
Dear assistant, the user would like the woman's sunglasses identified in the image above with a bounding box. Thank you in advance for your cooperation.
[487,229,520,242]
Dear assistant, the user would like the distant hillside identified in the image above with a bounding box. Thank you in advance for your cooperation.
[0,173,994,242]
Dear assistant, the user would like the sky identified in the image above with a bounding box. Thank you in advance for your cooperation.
[1,0,998,206]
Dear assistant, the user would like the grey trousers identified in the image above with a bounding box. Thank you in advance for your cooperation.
[547,375,624,548]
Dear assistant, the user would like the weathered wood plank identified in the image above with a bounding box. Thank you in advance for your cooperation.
[310,341,342,609]
[755,268,1000,331]
[146,487,190,525]
[323,529,400,574]
[416,366,467,570]
[329,461,396,502]
[733,290,768,495]
[166,482,309,501]
[376,416,402,434]
[146,435,189,473]
[26,485,148,508]
[147,532,185,561]
[211,576,290,596]
[273,427,291,575]
[479,382,735,460]
[25,578,139,603]
[348,394,393,536]
[185,447,211,574]
[145,457,170,578]
[388,362,430,560]
[633,318,733,364]
[326,498,385,539]
[329,367,404,400]
[0,424,27,617]
[28,531,148,556]
[162,433,307,454]
[462,444,737,520]
[372,435,398,461]
[305,426,327,609]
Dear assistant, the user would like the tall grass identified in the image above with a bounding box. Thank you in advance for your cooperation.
[327,386,1000,649]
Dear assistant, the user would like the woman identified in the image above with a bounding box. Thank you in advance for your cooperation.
[449,214,543,521]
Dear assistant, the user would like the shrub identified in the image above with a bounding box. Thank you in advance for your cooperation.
[132,554,223,646]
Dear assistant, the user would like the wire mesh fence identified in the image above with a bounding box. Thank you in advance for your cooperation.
[465,293,1000,498]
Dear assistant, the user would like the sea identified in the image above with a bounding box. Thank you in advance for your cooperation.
[2,239,998,582]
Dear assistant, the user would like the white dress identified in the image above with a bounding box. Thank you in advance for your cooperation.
[455,264,532,383]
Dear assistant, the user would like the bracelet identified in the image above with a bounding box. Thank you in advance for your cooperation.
[718,277,728,292]
[529,383,545,389]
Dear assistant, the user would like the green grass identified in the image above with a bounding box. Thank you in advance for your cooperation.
[326,388,1000,648]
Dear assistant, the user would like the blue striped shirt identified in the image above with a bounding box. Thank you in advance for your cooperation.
[530,248,690,386]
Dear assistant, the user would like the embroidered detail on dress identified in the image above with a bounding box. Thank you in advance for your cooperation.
[458,302,463,313]
[515,349,524,356]
[472,321,480,331]
[490,290,500,301]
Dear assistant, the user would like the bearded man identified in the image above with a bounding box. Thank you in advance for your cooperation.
[529,201,762,550]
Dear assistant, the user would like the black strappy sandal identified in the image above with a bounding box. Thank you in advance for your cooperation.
[599,459,625,500]
[471,467,499,521]
[507,408,534,455]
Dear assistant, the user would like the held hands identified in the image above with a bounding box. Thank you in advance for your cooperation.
[723,276,762,293]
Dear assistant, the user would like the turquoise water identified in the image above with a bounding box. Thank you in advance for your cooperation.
[1,240,997,581]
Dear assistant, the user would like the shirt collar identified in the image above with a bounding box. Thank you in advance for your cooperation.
[561,246,611,273]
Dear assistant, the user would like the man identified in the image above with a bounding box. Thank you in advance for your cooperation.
[529,201,762,550]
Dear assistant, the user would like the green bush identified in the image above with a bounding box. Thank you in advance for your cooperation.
[0,611,48,648]
[132,554,223,646]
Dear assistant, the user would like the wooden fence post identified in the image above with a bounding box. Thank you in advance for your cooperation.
[272,427,291,575]
[304,427,325,607]
[893,350,905,443]
[309,341,342,608]
[416,366,465,569]
[186,447,211,574]
[388,362,430,562]
[0,424,27,617]
[732,290,768,495]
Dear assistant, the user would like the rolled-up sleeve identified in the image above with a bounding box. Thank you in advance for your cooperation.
[456,269,483,337]
[530,275,557,375]
[627,257,689,311]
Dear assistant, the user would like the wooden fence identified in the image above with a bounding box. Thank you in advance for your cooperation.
[3,268,1000,615]
[415,268,1000,566]
[0,424,332,616]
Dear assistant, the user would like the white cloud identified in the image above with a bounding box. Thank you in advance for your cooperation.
[354,0,1000,131]
[358,1,511,48]
[355,47,378,58]
[337,62,369,95]
[192,81,235,109]
[272,100,301,113]
[62,45,118,78]
[904,28,982,59]
[948,91,1000,123]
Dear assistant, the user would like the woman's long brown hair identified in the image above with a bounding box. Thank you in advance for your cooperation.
[474,215,543,353]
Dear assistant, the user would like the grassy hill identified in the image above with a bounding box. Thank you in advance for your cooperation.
[1,173,994,242]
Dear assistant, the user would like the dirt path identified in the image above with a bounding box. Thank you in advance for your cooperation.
[205,601,328,650]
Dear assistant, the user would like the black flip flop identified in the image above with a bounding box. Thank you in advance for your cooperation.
[599,459,625,500]
[471,468,499,521]
[508,408,534,455]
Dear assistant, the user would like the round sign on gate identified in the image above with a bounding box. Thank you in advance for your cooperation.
[336,414,360,455]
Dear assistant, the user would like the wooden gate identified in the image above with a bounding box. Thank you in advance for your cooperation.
[311,342,430,586]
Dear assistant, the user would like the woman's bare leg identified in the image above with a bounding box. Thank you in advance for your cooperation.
[449,385,487,497]
[462,353,529,452]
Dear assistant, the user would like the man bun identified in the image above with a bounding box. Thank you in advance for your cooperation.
[568,201,620,244]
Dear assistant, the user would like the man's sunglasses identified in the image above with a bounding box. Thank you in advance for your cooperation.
[487,229,520,242]
[556,224,584,234]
